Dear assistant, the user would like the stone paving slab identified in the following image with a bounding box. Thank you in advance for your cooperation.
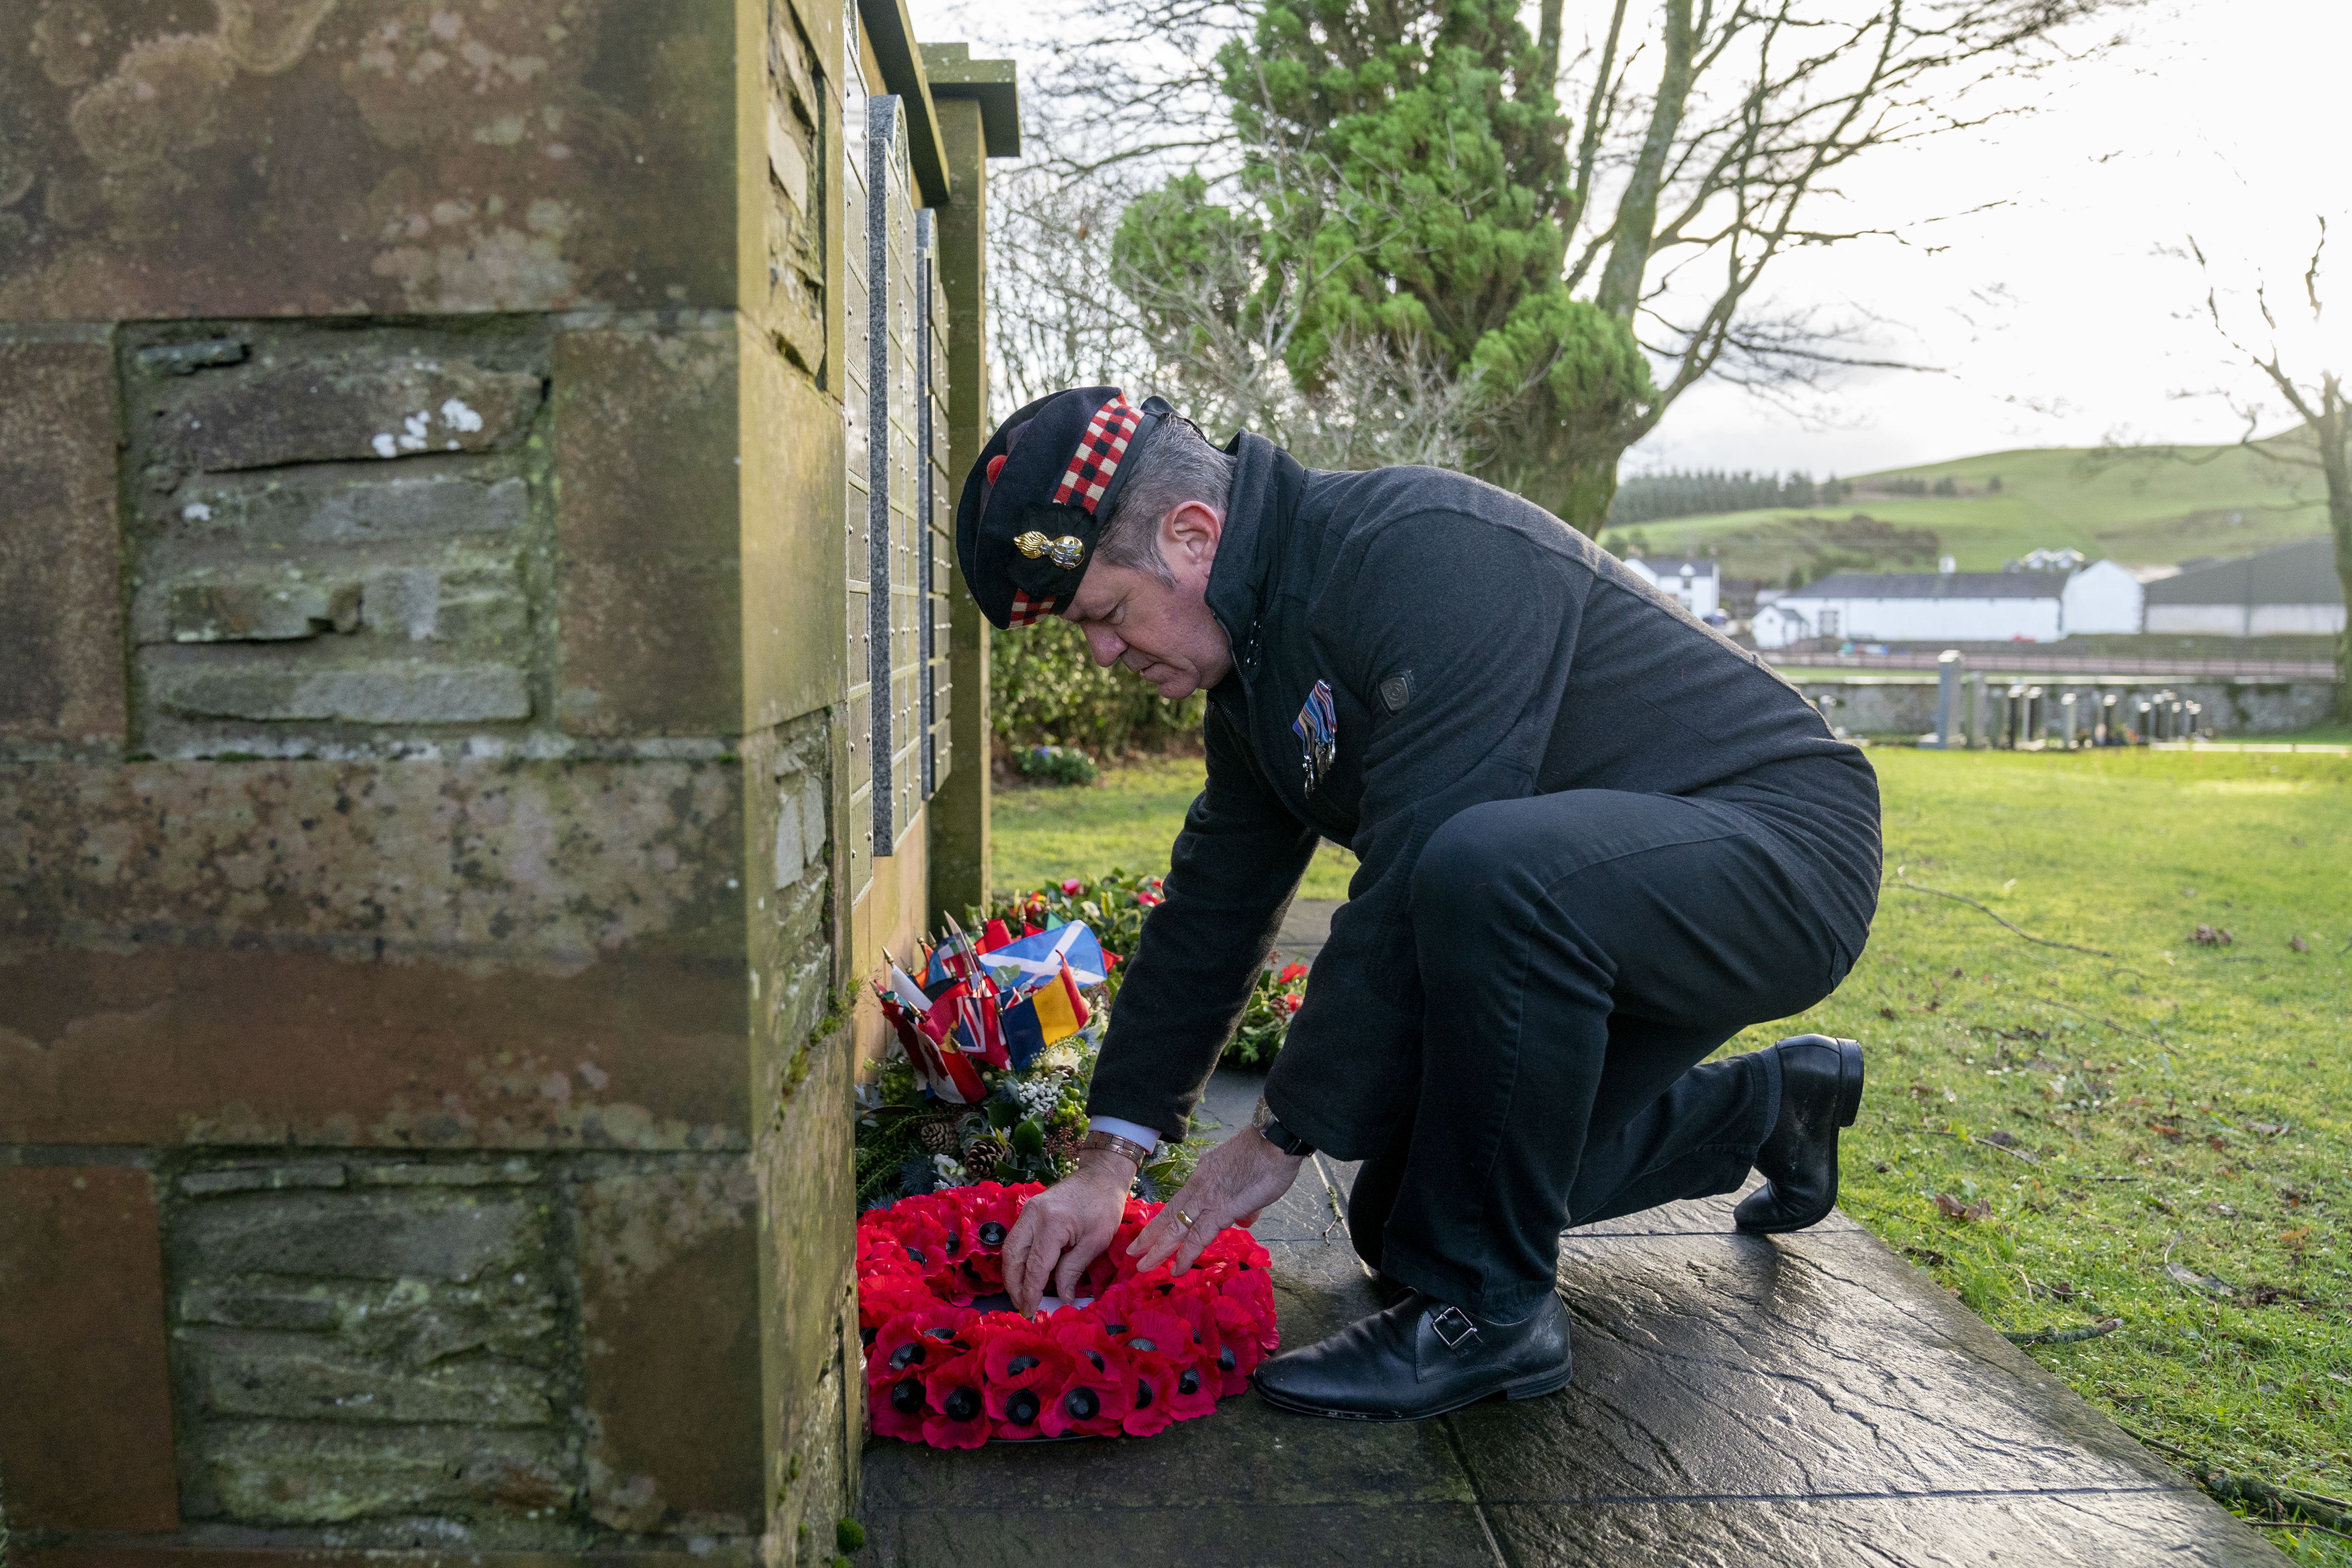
[859,1063,2280,1568]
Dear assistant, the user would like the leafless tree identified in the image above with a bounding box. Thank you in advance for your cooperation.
[2179,218,2352,713]
[1545,0,2131,479]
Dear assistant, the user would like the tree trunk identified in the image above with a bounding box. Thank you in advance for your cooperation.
[2321,381,2352,723]
[1482,427,1630,537]
[1595,0,1696,318]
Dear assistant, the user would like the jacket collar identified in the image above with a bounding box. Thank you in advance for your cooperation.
[1206,432,1305,681]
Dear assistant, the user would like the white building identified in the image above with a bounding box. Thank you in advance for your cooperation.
[1750,557,2151,648]
[1623,556,1720,619]
[2142,538,2343,636]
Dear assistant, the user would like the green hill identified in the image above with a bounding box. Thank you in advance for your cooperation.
[1603,441,2331,583]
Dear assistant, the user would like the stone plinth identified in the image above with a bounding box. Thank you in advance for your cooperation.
[0,3,1013,1563]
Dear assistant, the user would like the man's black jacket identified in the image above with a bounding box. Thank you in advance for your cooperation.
[1086,434,1882,1161]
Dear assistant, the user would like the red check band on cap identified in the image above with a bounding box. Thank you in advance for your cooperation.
[1054,398,1142,513]
[1008,591,1060,627]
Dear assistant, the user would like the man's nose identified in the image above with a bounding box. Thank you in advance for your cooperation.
[1084,626,1125,667]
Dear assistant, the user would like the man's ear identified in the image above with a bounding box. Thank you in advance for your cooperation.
[1161,500,1224,571]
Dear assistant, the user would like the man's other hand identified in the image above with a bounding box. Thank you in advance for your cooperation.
[1002,1148,1133,1314]
[1127,1126,1305,1276]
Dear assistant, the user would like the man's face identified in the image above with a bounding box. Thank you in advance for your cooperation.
[1061,500,1233,701]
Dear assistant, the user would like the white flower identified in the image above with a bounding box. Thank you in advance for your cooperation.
[932,1153,968,1185]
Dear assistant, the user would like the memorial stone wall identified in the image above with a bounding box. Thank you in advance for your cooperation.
[0,3,1013,1563]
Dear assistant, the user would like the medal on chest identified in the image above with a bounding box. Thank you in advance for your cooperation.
[1292,679,1337,797]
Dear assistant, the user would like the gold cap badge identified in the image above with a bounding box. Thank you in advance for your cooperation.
[1015,531,1088,569]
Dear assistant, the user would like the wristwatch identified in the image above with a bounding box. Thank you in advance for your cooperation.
[1251,1096,1315,1157]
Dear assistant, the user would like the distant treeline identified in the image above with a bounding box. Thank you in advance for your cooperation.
[1610,468,1998,524]
[1609,470,1851,525]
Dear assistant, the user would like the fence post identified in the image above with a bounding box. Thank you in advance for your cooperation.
[1927,650,1963,749]
[1967,672,1987,749]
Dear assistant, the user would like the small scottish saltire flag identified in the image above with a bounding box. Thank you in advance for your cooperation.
[930,921,1107,990]
[1292,678,1336,795]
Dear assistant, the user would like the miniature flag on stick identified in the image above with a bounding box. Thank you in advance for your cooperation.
[931,920,1108,990]
[878,959,985,1103]
[999,957,1092,1069]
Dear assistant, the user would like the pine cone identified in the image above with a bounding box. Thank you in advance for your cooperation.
[963,1135,1007,1177]
[917,1117,958,1154]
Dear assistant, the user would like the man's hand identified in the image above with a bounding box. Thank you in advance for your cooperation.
[1127,1125,1305,1276]
[1002,1148,1133,1314]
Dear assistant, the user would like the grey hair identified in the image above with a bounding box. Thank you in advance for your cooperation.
[1095,418,1235,585]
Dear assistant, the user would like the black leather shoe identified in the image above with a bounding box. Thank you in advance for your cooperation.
[1734,1033,1865,1234]
[1252,1291,1573,1420]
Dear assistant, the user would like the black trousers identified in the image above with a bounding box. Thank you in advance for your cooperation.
[1348,787,1875,1320]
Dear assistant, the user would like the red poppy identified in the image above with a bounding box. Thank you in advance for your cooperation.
[1041,1316,1133,1437]
[1278,963,1308,984]
[961,1182,1028,1256]
[1061,878,1084,895]
[869,1364,931,1441]
[919,1345,994,1449]
[980,1327,1070,1437]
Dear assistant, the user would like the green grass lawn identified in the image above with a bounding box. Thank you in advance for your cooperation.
[997,747,2352,1559]
[1613,440,2330,575]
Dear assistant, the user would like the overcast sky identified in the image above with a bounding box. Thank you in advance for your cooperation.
[910,0,2345,477]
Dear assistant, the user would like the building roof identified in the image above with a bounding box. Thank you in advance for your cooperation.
[1625,556,1718,581]
[1783,571,2064,602]
[2141,537,2341,606]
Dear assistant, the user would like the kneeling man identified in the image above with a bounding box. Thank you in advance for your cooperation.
[960,388,1880,1420]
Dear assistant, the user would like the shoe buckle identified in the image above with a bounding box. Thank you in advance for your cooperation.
[1430,1305,1480,1350]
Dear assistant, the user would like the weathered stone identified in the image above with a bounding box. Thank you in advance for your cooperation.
[176,1280,342,1332]
[1,3,739,322]
[181,1161,348,1196]
[359,1160,540,1188]
[167,580,364,643]
[578,1165,764,1535]
[553,325,745,738]
[136,336,247,377]
[143,658,534,724]
[179,1273,560,1367]
[165,469,532,546]
[0,1166,181,1530]
[195,1418,578,1525]
[182,1327,557,1426]
[0,337,125,749]
[156,354,543,477]
[171,1187,550,1285]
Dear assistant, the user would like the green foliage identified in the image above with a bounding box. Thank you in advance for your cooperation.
[1117,0,1653,530]
[990,614,1204,756]
[836,1518,866,1553]
[1225,960,1311,1069]
[1014,744,1100,787]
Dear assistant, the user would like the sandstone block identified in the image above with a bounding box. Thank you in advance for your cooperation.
[168,580,362,643]
[137,337,248,377]
[158,355,542,477]
[182,1328,557,1426]
[0,1166,180,1530]
[553,326,742,737]
[181,1161,348,1196]
[144,658,533,724]
[167,470,532,546]
[0,338,125,748]
[578,1166,763,1533]
[172,1188,550,1286]
[195,1419,577,1525]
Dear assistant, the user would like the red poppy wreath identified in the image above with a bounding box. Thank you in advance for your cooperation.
[857,1181,1280,1448]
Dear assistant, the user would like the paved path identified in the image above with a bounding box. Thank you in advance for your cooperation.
[859,901,2279,1566]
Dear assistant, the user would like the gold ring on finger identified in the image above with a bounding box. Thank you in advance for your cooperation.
[1175,1209,1196,1229]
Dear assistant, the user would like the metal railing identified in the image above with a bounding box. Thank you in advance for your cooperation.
[1763,645,2337,681]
